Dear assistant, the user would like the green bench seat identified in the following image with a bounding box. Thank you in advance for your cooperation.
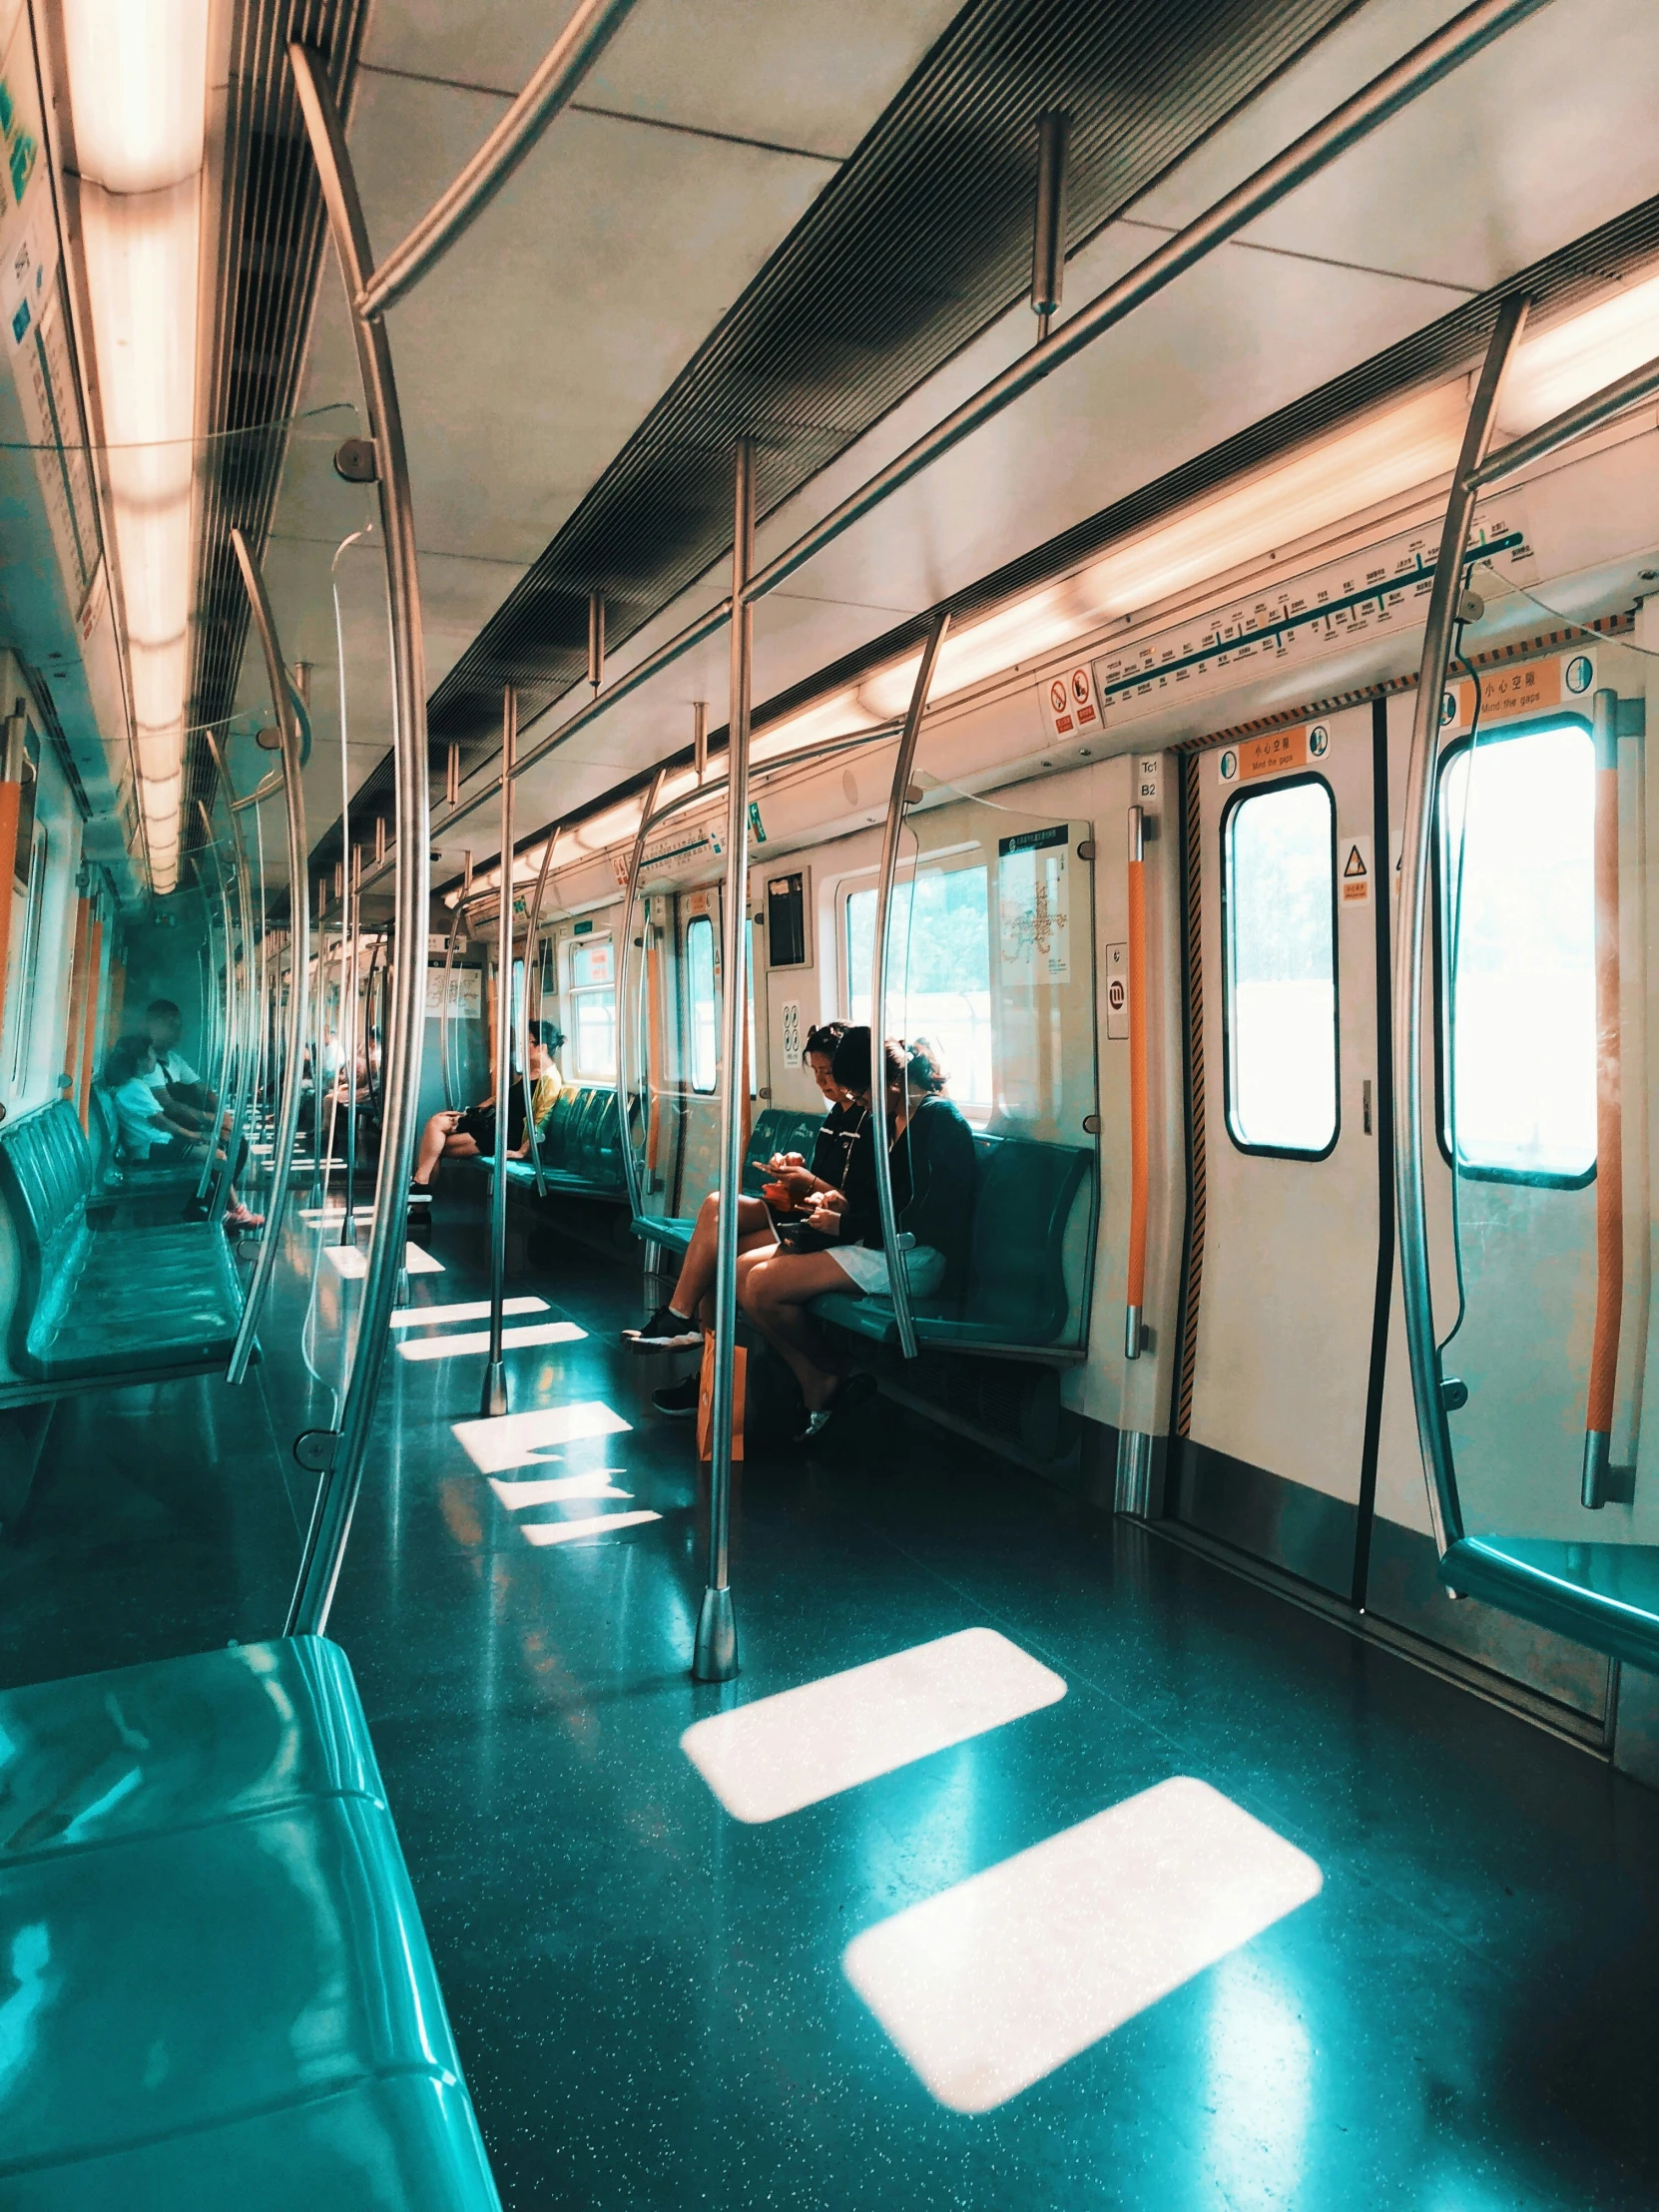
[0,1101,243,1403]
[88,1083,204,1205]
[473,1085,627,1202]
[0,1636,500,2208]
[810,1131,1093,1356]
[630,1106,825,1257]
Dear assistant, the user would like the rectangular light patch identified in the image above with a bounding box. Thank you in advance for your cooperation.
[391,1297,549,1329]
[323,1241,443,1278]
[452,1400,632,1473]
[843,1776,1323,2113]
[396,1321,586,1363]
[521,1510,660,1546]
[489,1472,631,1508]
[681,1627,1065,1825]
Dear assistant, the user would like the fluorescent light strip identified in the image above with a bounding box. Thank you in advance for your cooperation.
[843,1777,1323,2113]
[488,1472,632,1508]
[520,1510,660,1547]
[681,1628,1066,1824]
[396,1321,586,1363]
[451,1400,632,1473]
[390,1297,549,1329]
[323,1241,444,1278]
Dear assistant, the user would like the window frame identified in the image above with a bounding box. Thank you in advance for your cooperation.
[1430,713,1597,1192]
[1219,769,1341,1164]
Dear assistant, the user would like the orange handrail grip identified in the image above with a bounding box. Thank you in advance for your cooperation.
[1125,805,1149,1359]
[1585,729,1622,1451]
[0,780,19,1054]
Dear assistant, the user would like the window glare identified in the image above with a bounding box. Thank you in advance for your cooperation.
[1439,723,1595,1180]
[1226,781,1337,1154]
[846,865,993,1112]
[687,915,717,1093]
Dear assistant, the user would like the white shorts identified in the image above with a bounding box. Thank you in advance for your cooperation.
[826,1240,946,1299]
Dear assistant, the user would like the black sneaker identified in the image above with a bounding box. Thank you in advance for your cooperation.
[407,1182,433,1206]
[652,1370,701,1418]
[624,1305,702,1353]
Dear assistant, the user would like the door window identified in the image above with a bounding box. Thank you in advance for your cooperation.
[566,934,616,1079]
[1436,721,1595,1183]
[686,914,716,1093]
[1223,777,1338,1156]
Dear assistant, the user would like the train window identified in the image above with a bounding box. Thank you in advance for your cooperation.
[1222,777,1338,1157]
[843,863,992,1114]
[566,933,616,1080]
[686,914,716,1092]
[1436,721,1595,1184]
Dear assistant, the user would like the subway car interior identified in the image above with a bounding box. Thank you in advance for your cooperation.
[8,0,1659,2203]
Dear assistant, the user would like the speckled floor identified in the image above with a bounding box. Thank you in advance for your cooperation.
[6,1183,1659,2208]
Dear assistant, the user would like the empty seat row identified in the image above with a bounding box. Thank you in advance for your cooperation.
[0,1636,500,2208]
[474,1084,626,1202]
[0,1100,243,1404]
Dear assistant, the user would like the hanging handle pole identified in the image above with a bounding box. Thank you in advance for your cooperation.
[520,823,562,1199]
[227,527,311,1382]
[868,614,951,1363]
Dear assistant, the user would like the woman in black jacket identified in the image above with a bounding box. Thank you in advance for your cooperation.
[739,1029,978,1440]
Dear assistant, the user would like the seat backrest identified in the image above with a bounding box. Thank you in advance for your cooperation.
[0,1102,94,1356]
[88,1086,120,1181]
[537,1086,579,1173]
[742,1108,824,1195]
[585,1088,623,1188]
[957,1137,1092,1343]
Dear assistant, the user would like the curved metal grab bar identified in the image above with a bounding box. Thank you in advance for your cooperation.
[355,0,639,319]
[1125,803,1148,1360]
[616,768,667,1226]
[1393,295,1529,1559]
[205,732,261,1225]
[285,44,433,1640]
[227,526,310,1384]
[868,613,950,1363]
[1583,687,1623,1507]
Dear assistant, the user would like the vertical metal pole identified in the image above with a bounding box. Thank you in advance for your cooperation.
[617,769,667,1227]
[1393,294,1529,1561]
[1030,112,1069,343]
[227,525,310,1383]
[693,439,754,1685]
[693,700,708,783]
[341,849,360,1243]
[868,614,950,1362]
[286,45,433,1638]
[1583,686,1623,1507]
[482,689,515,1417]
[587,590,606,694]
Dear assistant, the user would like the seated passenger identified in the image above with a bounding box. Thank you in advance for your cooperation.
[733,1031,977,1440]
[628,1021,860,1369]
[143,998,216,1127]
[408,1021,563,1213]
[105,1035,264,1230]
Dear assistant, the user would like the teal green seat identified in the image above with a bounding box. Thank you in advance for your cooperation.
[630,1106,829,1256]
[1439,1538,1659,1675]
[473,1088,627,1202]
[0,1637,500,2208]
[811,1133,1093,1356]
[0,1101,243,1401]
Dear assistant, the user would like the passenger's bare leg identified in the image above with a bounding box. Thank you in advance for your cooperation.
[412,1112,452,1187]
[740,1252,853,1409]
[669,1190,772,1320]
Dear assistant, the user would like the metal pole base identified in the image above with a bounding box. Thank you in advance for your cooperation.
[692,1584,738,1682]
[480,1361,508,1418]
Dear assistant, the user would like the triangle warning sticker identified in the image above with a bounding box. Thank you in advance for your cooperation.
[1344,844,1368,878]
